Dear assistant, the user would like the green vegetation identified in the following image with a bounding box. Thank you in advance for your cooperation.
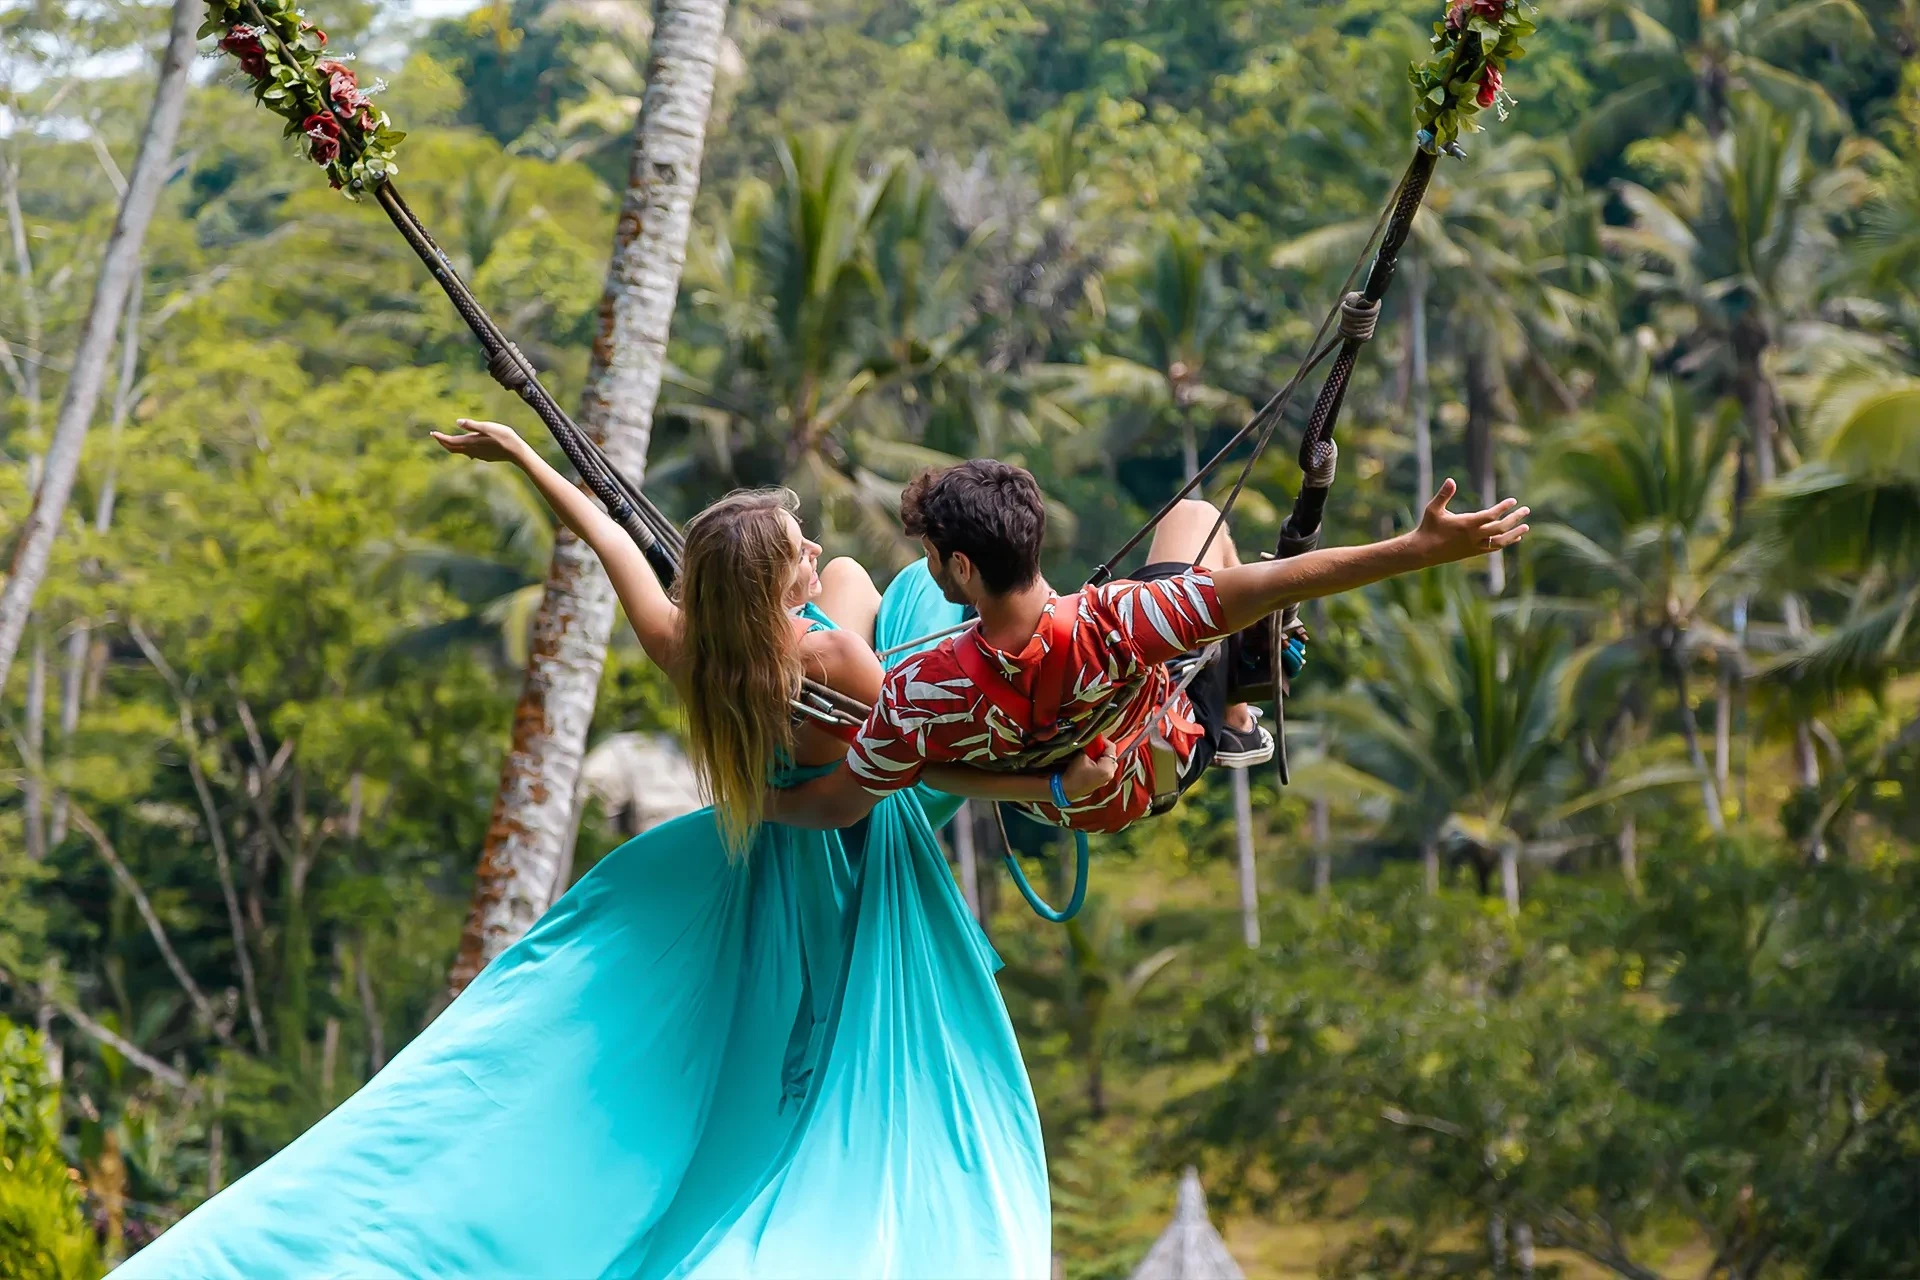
[3,0,1917,1274]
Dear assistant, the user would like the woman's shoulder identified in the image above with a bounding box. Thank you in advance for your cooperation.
[799,626,884,703]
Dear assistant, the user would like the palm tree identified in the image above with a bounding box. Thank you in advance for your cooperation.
[1610,97,1873,810]
[1531,382,1751,833]
[1322,587,1572,914]
[1610,98,1870,492]
[1757,372,1920,696]
[1571,0,1871,162]
[670,130,1002,563]
[1745,372,1920,853]
[1329,580,1692,914]
[448,0,732,997]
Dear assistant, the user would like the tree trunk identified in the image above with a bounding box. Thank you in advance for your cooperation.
[1422,838,1440,895]
[1233,771,1260,949]
[0,0,196,691]
[1782,594,1824,860]
[1728,660,1743,802]
[1232,769,1267,1050]
[1311,795,1332,897]
[1669,663,1727,834]
[357,938,387,1073]
[23,631,46,860]
[447,0,730,997]
[1500,845,1520,917]
[52,275,141,846]
[36,959,61,1088]
[1464,338,1509,595]
[94,1127,127,1265]
[206,1084,225,1197]
[1409,257,1433,504]
[1513,1221,1536,1279]
[320,938,347,1104]
[1618,812,1639,896]
[952,801,981,921]
[2,152,43,428]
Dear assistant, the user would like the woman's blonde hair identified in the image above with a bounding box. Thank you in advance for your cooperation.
[677,487,806,855]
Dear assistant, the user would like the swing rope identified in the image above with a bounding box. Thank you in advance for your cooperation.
[209,0,1527,922]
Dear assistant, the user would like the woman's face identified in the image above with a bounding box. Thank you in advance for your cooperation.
[780,511,823,609]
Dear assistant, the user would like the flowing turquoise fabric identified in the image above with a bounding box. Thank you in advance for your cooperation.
[118,560,1049,1280]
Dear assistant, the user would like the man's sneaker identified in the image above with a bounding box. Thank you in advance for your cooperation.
[1215,708,1276,769]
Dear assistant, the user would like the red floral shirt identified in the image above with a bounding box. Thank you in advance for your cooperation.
[847,568,1226,832]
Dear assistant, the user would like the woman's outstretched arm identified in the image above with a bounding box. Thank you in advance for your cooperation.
[433,418,683,672]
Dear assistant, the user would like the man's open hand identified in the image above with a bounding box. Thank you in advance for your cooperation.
[1406,479,1530,568]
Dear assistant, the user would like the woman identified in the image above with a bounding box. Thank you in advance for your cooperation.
[119,420,1059,1279]
[432,418,1112,847]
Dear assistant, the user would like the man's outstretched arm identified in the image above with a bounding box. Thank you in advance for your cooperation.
[1211,479,1530,635]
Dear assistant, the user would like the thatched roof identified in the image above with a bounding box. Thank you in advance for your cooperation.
[1127,1168,1245,1280]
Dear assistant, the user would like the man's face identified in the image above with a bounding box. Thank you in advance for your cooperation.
[922,537,971,606]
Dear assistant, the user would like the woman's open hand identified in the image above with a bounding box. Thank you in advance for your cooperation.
[431,418,529,465]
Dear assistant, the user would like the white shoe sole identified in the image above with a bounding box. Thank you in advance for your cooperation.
[1214,727,1275,769]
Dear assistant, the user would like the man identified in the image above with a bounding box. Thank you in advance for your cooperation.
[770,461,1529,834]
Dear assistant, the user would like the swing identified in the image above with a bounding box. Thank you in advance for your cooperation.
[202,0,1535,921]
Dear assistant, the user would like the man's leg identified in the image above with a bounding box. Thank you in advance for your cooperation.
[1140,501,1268,765]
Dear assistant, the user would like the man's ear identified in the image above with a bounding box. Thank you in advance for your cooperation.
[947,550,975,587]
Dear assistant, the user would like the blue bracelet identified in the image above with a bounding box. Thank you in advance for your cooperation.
[1049,771,1071,810]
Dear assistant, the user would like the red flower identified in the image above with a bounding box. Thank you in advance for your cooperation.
[303,112,342,165]
[315,58,369,115]
[1477,64,1503,108]
[218,26,268,80]
[1447,0,1507,28]
[299,19,328,46]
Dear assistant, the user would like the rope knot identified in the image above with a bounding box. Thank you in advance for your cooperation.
[1338,292,1380,343]
[487,342,534,393]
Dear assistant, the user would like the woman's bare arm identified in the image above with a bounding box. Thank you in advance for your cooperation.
[433,419,683,671]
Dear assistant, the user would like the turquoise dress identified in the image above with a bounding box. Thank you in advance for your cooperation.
[117,560,1050,1279]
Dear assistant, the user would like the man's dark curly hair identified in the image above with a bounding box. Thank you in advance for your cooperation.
[900,460,1046,595]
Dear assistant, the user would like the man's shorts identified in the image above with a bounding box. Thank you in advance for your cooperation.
[1129,561,1232,794]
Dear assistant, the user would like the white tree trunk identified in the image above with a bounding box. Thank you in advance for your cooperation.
[0,0,196,691]
[1233,771,1260,949]
[1500,845,1520,917]
[1618,812,1639,895]
[1714,663,1733,800]
[1782,593,1824,859]
[1409,258,1432,504]
[52,269,140,847]
[1422,838,1440,895]
[952,801,982,921]
[2,152,42,428]
[447,0,730,995]
[23,632,46,860]
[1311,796,1331,897]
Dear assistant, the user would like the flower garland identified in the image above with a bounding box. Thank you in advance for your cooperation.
[1409,0,1536,151]
[200,0,404,195]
